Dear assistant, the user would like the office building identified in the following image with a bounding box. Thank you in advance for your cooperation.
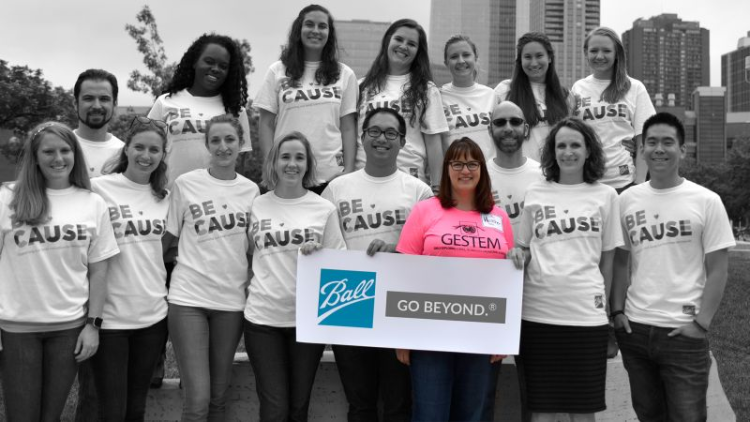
[529,0,600,88]
[693,87,727,164]
[337,19,391,78]
[623,13,710,109]
[721,31,750,112]
[428,0,516,87]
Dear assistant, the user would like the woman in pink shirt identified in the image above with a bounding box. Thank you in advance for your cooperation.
[395,137,517,421]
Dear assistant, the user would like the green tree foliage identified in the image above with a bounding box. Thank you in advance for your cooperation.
[0,60,77,163]
[125,5,254,98]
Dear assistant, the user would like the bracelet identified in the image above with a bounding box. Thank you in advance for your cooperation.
[693,319,709,333]
[609,310,625,319]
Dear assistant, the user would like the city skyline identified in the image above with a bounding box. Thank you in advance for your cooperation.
[1,0,748,106]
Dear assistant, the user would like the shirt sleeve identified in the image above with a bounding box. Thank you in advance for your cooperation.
[421,84,450,134]
[494,79,511,102]
[147,96,164,120]
[238,107,253,152]
[500,209,515,250]
[515,192,535,248]
[322,208,347,251]
[88,194,120,263]
[631,79,656,136]
[601,188,625,251]
[702,192,737,253]
[416,181,434,202]
[166,180,185,237]
[396,200,428,255]
[254,64,280,113]
[340,65,358,117]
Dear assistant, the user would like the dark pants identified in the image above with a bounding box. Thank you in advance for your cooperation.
[616,321,711,422]
[244,320,325,422]
[332,344,411,422]
[410,350,493,422]
[90,318,169,421]
[0,327,81,422]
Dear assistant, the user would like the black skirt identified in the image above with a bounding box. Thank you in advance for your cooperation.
[518,320,608,413]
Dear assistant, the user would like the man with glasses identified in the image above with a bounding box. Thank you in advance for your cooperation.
[73,69,124,178]
[483,100,543,421]
[321,107,432,422]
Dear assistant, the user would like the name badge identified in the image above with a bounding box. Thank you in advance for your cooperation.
[481,214,504,232]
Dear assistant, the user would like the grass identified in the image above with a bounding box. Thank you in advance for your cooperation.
[1,255,749,421]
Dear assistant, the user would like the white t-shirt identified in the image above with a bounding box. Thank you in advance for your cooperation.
[245,191,347,327]
[495,80,557,163]
[91,173,169,329]
[166,169,259,312]
[440,82,497,161]
[487,158,543,232]
[619,180,736,327]
[148,90,252,186]
[516,181,623,326]
[254,61,358,182]
[322,169,432,250]
[0,185,119,328]
[355,75,449,184]
[75,131,124,178]
[571,75,656,188]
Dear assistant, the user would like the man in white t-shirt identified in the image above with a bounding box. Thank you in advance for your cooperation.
[73,69,124,178]
[484,100,542,421]
[322,107,432,422]
[611,112,735,422]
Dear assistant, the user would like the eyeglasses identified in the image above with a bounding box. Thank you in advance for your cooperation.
[129,116,168,132]
[364,127,404,141]
[491,117,525,127]
[449,161,481,171]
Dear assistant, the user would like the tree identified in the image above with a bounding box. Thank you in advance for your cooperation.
[0,59,77,162]
[126,5,254,98]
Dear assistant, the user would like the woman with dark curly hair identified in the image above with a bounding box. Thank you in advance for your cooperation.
[255,4,358,193]
[356,19,448,189]
[495,32,574,162]
[508,118,623,422]
[148,33,251,186]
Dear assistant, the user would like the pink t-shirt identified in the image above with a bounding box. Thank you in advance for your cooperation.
[397,197,514,258]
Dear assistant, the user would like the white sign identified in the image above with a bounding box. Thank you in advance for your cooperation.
[296,249,524,355]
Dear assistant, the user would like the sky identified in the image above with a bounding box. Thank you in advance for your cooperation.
[1,0,748,107]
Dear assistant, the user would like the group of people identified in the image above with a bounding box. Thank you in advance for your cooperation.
[0,3,735,422]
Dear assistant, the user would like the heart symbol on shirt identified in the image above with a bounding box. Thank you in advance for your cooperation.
[139,211,143,215]
[564,210,569,214]
[370,204,375,208]
[90,167,95,172]
[279,223,285,227]
[507,195,512,199]
[467,107,472,111]
[654,214,659,219]
[309,82,313,86]
[222,204,227,209]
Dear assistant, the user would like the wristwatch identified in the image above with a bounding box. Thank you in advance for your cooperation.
[86,316,103,329]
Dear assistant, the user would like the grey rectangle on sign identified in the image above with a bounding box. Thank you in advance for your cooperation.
[385,291,507,324]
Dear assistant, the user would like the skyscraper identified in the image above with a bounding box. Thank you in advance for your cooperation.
[623,14,710,109]
[529,0,600,88]
[693,87,727,164]
[721,31,750,112]
[428,0,516,87]
[336,19,391,79]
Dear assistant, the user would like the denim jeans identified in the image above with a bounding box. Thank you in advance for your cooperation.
[168,304,243,422]
[616,321,711,422]
[332,344,411,422]
[410,350,493,422]
[244,320,325,422]
[90,318,168,421]
[0,327,81,421]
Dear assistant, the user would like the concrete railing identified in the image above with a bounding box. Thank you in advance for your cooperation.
[145,352,735,422]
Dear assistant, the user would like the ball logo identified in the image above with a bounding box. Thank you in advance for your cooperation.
[317,269,376,328]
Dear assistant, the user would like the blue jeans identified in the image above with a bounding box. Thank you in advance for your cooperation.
[410,350,493,422]
[332,344,411,422]
[616,321,711,422]
[90,318,168,421]
[244,320,325,422]
[168,304,243,422]
[0,327,81,421]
